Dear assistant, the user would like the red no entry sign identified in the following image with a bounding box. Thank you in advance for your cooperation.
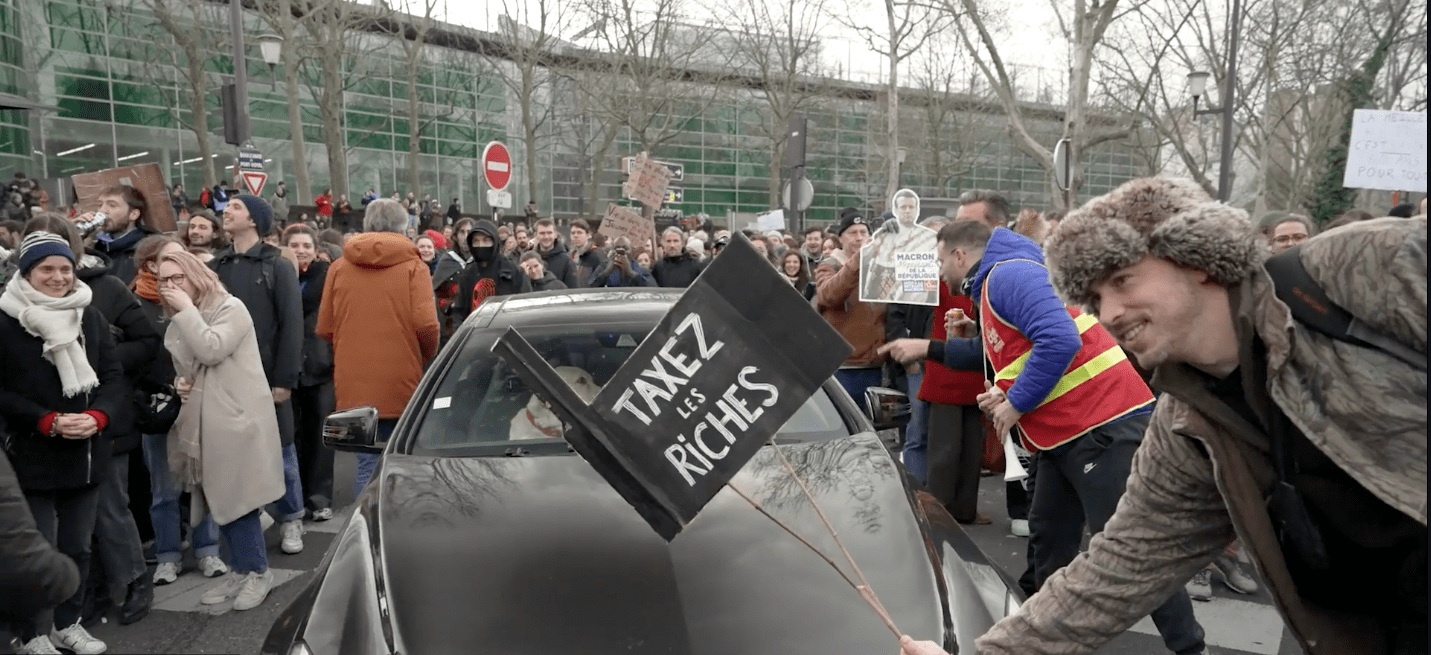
[481,141,511,191]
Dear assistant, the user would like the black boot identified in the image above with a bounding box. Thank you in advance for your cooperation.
[119,574,153,625]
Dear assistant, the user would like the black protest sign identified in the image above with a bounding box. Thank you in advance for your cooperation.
[492,233,852,541]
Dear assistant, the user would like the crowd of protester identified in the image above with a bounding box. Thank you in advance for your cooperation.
[0,170,1423,655]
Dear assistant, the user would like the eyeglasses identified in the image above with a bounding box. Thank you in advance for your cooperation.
[158,273,187,285]
[1272,234,1309,246]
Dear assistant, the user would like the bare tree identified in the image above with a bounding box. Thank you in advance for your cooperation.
[255,0,313,204]
[298,0,381,200]
[128,0,225,188]
[381,0,446,200]
[486,0,576,207]
[948,0,1135,209]
[906,38,997,193]
[571,0,733,155]
[838,0,951,203]
[718,0,832,205]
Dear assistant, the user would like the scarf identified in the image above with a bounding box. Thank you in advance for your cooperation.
[133,269,162,303]
[168,296,228,488]
[0,276,98,397]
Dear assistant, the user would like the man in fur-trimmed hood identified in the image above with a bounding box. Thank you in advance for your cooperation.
[961,177,1428,655]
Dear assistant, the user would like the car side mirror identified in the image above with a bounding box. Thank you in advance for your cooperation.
[323,406,383,453]
[863,387,910,431]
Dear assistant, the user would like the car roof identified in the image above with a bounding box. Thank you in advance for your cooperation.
[468,289,684,330]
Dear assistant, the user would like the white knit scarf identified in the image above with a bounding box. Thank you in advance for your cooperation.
[0,276,98,397]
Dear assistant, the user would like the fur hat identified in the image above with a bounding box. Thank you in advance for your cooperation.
[1045,177,1265,310]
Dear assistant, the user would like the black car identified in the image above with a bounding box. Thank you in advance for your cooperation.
[263,289,1023,655]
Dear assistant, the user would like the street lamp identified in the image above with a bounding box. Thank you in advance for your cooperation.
[1184,0,1242,202]
[258,34,283,69]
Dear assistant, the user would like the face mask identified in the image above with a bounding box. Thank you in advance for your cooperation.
[474,245,496,262]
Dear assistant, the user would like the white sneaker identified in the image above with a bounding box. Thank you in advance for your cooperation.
[280,520,305,554]
[199,555,229,578]
[1212,555,1259,594]
[233,570,274,611]
[1010,519,1030,537]
[200,572,244,605]
[1186,567,1213,601]
[153,561,179,585]
[13,635,61,655]
[50,622,106,654]
[259,510,275,532]
[311,507,334,521]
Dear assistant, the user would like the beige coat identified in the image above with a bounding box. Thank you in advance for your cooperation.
[978,217,1427,655]
[165,296,284,527]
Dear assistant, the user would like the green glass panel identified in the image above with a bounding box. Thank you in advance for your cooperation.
[113,102,174,128]
[55,73,108,100]
[57,97,110,121]
[354,131,390,151]
[50,27,104,55]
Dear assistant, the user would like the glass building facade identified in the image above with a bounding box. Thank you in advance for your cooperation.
[1,0,1145,224]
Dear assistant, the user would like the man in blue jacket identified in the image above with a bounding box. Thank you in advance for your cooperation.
[882,220,1208,655]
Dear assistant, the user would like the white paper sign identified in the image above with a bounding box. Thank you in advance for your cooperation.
[755,209,786,230]
[1342,110,1427,192]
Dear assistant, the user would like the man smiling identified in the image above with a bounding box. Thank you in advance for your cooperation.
[967,177,1426,655]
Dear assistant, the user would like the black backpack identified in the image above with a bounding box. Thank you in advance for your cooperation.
[1264,246,1426,371]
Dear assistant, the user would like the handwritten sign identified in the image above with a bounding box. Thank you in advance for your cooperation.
[71,163,178,233]
[622,151,673,209]
[1343,110,1426,192]
[756,209,786,231]
[600,203,655,249]
[492,233,852,540]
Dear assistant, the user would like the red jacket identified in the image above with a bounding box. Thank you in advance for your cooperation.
[918,281,985,406]
[315,193,333,217]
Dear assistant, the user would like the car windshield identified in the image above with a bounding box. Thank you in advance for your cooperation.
[412,323,852,455]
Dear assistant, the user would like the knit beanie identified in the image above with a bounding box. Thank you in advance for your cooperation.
[425,229,447,250]
[18,232,75,276]
[232,194,274,235]
[1044,176,1265,311]
[836,207,867,236]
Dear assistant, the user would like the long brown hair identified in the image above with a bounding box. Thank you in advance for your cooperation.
[134,234,183,279]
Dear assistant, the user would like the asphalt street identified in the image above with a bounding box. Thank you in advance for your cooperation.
[5,451,1306,655]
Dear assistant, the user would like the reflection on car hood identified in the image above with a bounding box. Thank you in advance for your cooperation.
[375,435,947,655]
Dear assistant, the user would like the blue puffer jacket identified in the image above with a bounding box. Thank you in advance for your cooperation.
[967,228,1083,414]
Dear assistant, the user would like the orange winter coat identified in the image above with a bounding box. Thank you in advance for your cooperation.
[316,232,440,418]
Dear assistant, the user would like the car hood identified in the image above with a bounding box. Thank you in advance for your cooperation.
[371,435,949,655]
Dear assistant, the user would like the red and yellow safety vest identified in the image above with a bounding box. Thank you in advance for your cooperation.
[979,260,1153,451]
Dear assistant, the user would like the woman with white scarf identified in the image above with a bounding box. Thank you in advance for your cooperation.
[0,231,126,655]
[156,250,283,612]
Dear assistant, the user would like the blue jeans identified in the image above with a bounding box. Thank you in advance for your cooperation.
[218,509,267,574]
[269,443,306,523]
[901,370,930,484]
[143,433,219,564]
[353,419,397,497]
[1028,414,1206,655]
[835,367,883,414]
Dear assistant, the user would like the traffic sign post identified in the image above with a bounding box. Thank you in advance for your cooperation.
[238,143,265,196]
[482,141,512,219]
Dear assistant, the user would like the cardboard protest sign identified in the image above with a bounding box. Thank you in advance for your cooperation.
[1343,110,1427,192]
[859,189,938,306]
[622,151,673,209]
[492,233,852,540]
[71,163,178,233]
[755,209,786,231]
[600,203,655,249]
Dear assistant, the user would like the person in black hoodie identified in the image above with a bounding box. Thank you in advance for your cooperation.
[652,226,705,288]
[1,231,127,655]
[25,215,159,627]
[80,184,156,286]
[450,219,531,324]
[282,224,335,522]
[209,194,308,556]
[519,251,568,291]
[532,218,580,288]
